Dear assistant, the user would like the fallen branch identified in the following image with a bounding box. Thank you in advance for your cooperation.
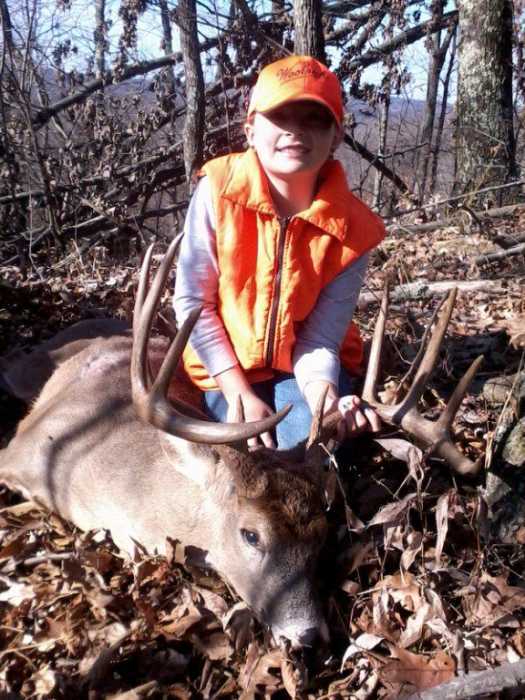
[357,279,504,309]
[494,232,525,248]
[387,179,525,220]
[388,203,525,235]
[474,242,525,264]
[407,659,525,700]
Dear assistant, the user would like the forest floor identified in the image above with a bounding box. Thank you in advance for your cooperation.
[0,206,524,699]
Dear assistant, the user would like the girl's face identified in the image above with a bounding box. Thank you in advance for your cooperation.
[244,101,342,180]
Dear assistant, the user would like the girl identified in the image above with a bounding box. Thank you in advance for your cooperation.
[174,55,385,449]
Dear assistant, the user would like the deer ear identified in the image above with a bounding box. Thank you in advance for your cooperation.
[162,436,218,487]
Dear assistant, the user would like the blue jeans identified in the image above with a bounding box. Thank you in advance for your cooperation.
[204,370,357,450]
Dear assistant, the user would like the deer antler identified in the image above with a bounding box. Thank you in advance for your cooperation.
[320,284,483,476]
[131,238,291,444]
[362,283,483,476]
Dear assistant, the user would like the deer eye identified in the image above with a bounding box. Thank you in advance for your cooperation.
[241,529,259,547]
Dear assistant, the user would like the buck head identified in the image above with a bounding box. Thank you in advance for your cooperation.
[202,445,329,647]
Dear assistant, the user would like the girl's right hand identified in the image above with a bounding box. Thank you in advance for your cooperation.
[226,392,276,449]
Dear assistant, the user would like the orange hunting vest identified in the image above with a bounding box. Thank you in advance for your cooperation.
[182,149,385,391]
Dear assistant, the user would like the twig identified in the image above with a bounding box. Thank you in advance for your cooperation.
[21,551,76,566]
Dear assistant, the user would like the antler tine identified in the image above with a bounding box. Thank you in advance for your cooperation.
[362,281,389,404]
[437,355,484,430]
[306,385,330,452]
[132,238,180,401]
[397,288,458,413]
[395,293,448,399]
[131,242,292,445]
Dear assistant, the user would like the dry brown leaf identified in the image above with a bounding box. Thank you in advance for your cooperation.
[0,532,29,560]
[223,602,254,652]
[462,573,525,625]
[494,314,525,347]
[381,647,455,691]
[281,658,300,699]
[374,438,423,466]
[238,643,283,699]
[400,529,423,572]
[373,573,422,612]
[191,630,233,661]
[193,585,229,620]
[31,666,57,695]
[368,493,416,527]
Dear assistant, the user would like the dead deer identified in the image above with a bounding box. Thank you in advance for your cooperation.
[0,240,329,648]
[0,242,482,648]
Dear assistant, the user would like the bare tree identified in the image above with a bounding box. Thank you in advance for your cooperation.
[430,25,457,195]
[293,0,326,62]
[456,0,518,205]
[414,0,455,199]
[94,0,106,80]
[372,86,390,210]
[158,0,179,107]
[175,0,205,184]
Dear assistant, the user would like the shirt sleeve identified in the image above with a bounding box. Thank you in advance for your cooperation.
[293,252,369,395]
[173,177,239,377]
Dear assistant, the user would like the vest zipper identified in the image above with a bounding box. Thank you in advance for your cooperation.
[265,216,290,367]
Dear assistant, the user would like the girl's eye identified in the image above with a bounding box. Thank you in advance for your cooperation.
[241,528,260,547]
[303,112,333,129]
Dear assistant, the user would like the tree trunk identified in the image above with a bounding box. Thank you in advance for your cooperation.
[94,0,106,80]
[292,0,326,62]
[373,89,390,210]
[159,0,178,106]
[455,0,518,205]
[430,25,457,195]
[415,1,454,199]
[175,0,205,185]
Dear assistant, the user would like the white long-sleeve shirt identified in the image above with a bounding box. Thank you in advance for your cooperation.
[174,177,368,395]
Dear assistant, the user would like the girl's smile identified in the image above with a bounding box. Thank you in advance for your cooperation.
[245,101,342,180]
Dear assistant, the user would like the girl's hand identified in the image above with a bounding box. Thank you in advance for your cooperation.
[337,394,381,441]
[226,392,276,449]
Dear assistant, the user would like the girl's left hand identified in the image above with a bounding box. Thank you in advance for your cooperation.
[337,394,381,441]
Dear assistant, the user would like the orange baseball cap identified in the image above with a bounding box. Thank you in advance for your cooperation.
[247,55,344,126]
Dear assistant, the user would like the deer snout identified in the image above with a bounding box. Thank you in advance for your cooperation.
[272,615,329,649]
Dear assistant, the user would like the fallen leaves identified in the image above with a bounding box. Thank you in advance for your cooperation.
[1,218,524,698]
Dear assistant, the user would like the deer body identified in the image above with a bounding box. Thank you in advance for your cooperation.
[1,321,327,646]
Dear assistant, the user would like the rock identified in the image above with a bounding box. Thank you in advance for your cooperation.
[502,418,525,467]
[482,371,525,406]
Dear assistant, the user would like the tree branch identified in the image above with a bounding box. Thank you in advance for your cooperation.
[31,37,218,130]
[328,10,459,65]
[344,132,413,198]
[407,659,525,700]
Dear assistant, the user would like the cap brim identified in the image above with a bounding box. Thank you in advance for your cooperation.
[253,94,342,126]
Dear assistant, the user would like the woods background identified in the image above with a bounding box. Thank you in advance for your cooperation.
[0,0,524,269]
